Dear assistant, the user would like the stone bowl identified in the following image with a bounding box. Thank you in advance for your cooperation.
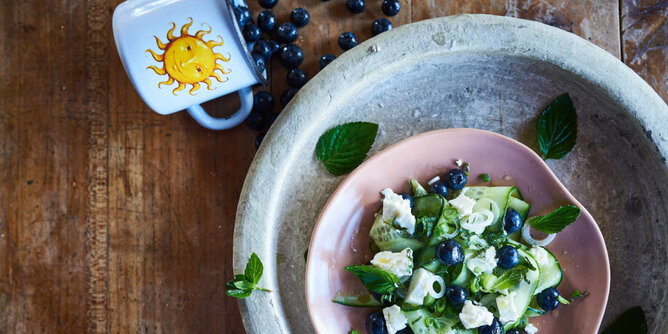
[233,14,668,334]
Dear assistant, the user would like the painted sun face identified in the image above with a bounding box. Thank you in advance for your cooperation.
[146,18,231,95]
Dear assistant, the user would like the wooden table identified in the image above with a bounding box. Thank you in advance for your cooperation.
[0,0,665,332]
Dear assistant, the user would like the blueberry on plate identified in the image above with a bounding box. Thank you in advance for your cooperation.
[319,54,336,69]
[256,10,276,33]
[445,285,467,305]
[278,44,304,69]
[399,193,413,208]
[251,51,266,72]
[436,239,464,266]
[290,8,310,27]
[255,132,266,149]
[537,287,561,311]
[338,32,358,50]
[234,6,252,28]
[243,23,261,42]
[345,0,365,14]
[246,111,266,130]
[381,0,401,16]
[429,181,449,197]
[286,68,307,88]
[275,22,298,44]
[258,0,278,9]
[444,168,467,190]
[252,40,272,60]
[280,87,299,107]
[496,245,520,269]
[253,91,274,113]
[505,329,524,334]
[266,40,280,56]
[371,18,393,36]
[371,292,395,306]
[503,208,523,234]
[478,317,502,334]
[366,311,388,334]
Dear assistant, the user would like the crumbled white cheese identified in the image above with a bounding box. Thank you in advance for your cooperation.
[370,248,413,278]
[528,246,550,266]
[381,188,416,234]
[404,268,441,305]
[455,159,463,166]
[461,210,494,234]
[382,305,407,334]
[496,291,519,323]
[467,246,497,275]
[459,300,494,329]
[427,176,441,185]
[525,323,539,334]
[449,193,477,218]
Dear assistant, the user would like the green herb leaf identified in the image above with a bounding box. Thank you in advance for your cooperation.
[315,122,379,175]
[536,93,578,160]
[602,306,647,334]
[226,288,252,299]
[529,205,581,234]
[344,265,400,294]
[245,253,263,284]
[570,289,588,301]
[491,270,524,290]
[233,280,255,290]
[479,174,490,183]
[225,253,271,299]
[350,330,360,334]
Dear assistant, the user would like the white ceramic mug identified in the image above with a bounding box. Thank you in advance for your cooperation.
[113,0,267,130]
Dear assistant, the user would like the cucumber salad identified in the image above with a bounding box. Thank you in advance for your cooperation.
[335,167,583,334]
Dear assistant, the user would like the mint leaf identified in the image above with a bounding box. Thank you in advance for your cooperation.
[226,289,252,298]
[491,270,524,290]
[315,122,379,175]
[245,252,263,284]
[529,205,581,234]
[602,307,647,334]
[570,289,588,301]
[344,265,400,294]
[479,174,490,183]
[536,93,577,160]
[350,330,360,334]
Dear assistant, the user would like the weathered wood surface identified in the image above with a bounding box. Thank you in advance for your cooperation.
[0,0,664,333]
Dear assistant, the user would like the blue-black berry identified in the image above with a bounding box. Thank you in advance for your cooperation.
[246,111,266,130]
[257,10,276,33]
[266,40,280,57]
[338,32,357,50]
[372,18,393,36]
[537,287,561,312]
[252,40,272,60]
[444,168,467,190]
[253,91,274,113]
[478,317,502,334]
[345,0,366,13]
[243,23,261,42]
[445,285,467,305]
[280,88,299,107]
[234,6,252,28]
[286,68,307,88]
[278,44,304,69]
[436,239,464,266]
[496,245,520,269]
[381,0,401,16]
[366,311,387,334]
[319,54,336,69]
[291,8,310,27]
[255,132,266,149]
[258,0,278,9]
[276,23,298,43]
[429,181,449,197]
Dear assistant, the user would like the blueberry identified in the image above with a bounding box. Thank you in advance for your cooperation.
[266,40,280,56]
[246,111,267,130]
[505,329,523,334]
[255,132,266,149]
[257,10,276,33]
[371,292,395,306]
[338,32,358,50]
[280,87,299,107]
[436,239,464,266]
[503,208,523,234]
[243,23,261,42]
[372,18,393,36]
[253,91,274,113]
[537,287,560,311]
[258,0,278,9]
[319,54,336,69]
[381,0,401,16]
[399,193,413,208]
[234,6,252,28]
[445,285,467,305]
[345,0,366,13]
[366,311,388,334]
[444,169,467,190]
[252,40,272,60]
[290,8,310,27]
[251,51,266,72]
[429,181,449,197]
[278,44,304,69]
[275,23,298,44]
[478,317,502,334]
[286,68,307,88]
[496,245,520,269]
[267,113,278,126]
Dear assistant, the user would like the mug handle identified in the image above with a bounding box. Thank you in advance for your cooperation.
[186,86,253,130]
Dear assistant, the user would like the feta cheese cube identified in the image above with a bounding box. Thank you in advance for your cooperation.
[466,246,497,275]
[381,188,416,234]
[404,268,442,305]
[371,248,413,278]
[449,192,477,218]
[382,305,407,334]
[496,291,519,323]
[525,323,539,334]
[459,300,494,329]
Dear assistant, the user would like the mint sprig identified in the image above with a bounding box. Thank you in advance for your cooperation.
[529,205,581,234]
[536,93,577,160]
[315,122,379,175]
[344,265,400,294]
[225,253,271,299]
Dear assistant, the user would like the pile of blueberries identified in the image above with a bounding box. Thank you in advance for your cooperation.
[233,0,402,148]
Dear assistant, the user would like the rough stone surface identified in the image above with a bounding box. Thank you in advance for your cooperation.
[233,15,668,333]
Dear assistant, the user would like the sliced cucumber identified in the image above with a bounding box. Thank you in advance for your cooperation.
[501,249,541,329]
[427,204,460,246]
[411,178,429,197]
[332,293,382,307]
[404,309,456,334]
[525,297,547,317]
[530,246,563,294]
[465,187,521,231]
[413,194,445,218]
[370,212,425,252]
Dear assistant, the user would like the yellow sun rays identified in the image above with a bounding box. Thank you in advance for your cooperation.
[145,17,231,95]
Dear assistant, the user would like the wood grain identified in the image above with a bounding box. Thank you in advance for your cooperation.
[0,0,663,332]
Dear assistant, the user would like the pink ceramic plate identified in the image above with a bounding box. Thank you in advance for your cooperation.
[305,128,610,333]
